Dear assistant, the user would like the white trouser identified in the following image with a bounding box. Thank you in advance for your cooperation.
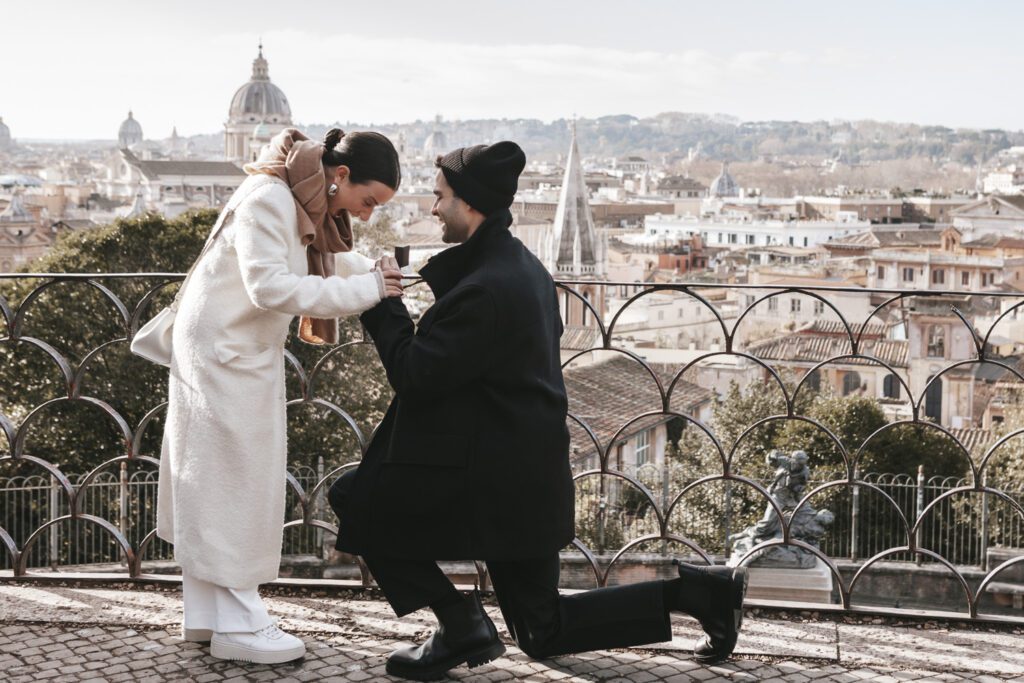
[182,571,274,633]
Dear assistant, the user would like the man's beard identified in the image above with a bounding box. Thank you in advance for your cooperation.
[440,213,469,243]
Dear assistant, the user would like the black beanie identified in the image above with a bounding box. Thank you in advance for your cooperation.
[435,141,526,215]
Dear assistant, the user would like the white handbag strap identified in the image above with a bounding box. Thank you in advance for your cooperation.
[170,206,235,308]
[171,175,282,308]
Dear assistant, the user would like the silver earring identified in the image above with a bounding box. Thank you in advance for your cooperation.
[328,183,338,197]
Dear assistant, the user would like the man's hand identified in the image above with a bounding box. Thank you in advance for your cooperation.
[375,256,404,298]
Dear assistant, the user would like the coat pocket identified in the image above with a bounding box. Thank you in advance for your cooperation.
[213,340,278,369]
[386,432,470,468]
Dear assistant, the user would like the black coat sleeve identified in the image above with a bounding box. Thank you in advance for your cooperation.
[359,285,497,400]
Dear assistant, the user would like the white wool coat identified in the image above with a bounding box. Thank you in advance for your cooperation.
[156,173,383,588]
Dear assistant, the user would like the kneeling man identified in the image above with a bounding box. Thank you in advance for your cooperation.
[329,141,747,681]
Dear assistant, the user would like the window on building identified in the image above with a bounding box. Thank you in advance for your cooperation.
[814,300,825,315]
[925,375,943,421]
[789,236,795,246]
[961,272,970,287]
[803,237,809,247]
[657,310,664,321]
[635,430,651,467]
[883,374,901,399]
[768,297,779,312]
[926,325,945,358]
[842,371,862,396]
[932,270,945,285]
[902,267,915,282]
[877,265,886,280]
[791,299,802,313]
[729,233,737,244]
[805,369,821,393]
[746,234,755,244]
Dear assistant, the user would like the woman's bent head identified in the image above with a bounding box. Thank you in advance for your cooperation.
[322,128,401,221]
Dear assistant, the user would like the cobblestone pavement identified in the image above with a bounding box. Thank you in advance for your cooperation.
[1,584,1023,682]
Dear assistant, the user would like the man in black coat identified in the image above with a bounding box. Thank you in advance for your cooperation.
[328,142,748,681]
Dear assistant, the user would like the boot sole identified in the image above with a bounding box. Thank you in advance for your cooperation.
[181,627,212,643]
[385,640,506,681]
[693,566,748,665]
[209,638,306,664]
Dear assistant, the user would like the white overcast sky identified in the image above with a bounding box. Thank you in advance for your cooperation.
[2,0,1022,139]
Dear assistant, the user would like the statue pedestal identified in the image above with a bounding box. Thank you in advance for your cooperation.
[735,556,834,603]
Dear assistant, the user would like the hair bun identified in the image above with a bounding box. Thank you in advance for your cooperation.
[324,128,346,151]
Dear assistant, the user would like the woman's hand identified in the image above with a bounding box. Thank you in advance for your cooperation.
[375,255,401,272]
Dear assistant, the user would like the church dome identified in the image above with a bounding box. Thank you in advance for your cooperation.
[228,45,292,125]
[118,111,143,149]
[709,161,739,198]
[251,121,273,139]
[423,129,447,157]
[0,117,11,150]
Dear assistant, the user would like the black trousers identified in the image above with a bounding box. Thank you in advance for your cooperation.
[329,469,672,659]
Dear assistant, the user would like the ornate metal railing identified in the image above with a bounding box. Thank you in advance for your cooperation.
[1,465,327,569]
[2,273,1024,622]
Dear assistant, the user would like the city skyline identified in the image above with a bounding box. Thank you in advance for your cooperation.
[2,0,1023,139]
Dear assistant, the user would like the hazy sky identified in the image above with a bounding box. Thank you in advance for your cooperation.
[2,0,1022,140]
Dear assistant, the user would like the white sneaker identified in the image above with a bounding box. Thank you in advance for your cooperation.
[181,626,213,643]
[210,623,306,664]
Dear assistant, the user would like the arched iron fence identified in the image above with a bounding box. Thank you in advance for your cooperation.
[2,273,1024,621]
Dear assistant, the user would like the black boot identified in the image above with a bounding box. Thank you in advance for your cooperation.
[669,561,748,665]
[385,591,506,681]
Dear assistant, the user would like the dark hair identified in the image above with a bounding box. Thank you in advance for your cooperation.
[322,128,401,190]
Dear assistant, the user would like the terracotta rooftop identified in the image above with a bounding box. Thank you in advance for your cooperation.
[746,331,909,368]
[564,355,714,452]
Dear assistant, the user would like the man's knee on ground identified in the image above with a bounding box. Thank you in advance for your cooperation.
[510,630,555,661]
[327,468,358,517]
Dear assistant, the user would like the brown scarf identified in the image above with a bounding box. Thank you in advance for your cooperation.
[244,128,353,344]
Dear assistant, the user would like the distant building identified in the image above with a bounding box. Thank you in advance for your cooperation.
[950,195,1024,237]
[100,149,246,214]
[643,214,868,249]
[747,319,908,405]
[824,225,944,258]
[551,124,608,331]
[224,44,293,162]
[799,196,904,224]
[901,196,972,223]
[423,116,448,159]
[866,226,1024,291]
[0,117,11,152]
[0,193,49,271]
[983,166,1024,195]
[563,356,714,473]
[655,175,705,199]
[708,162,739,198]
[117,111,143,149]
[656,234,708,274]
[613,156,651,175]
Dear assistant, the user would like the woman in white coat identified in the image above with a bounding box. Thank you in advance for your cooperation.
[156,127,403,664]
